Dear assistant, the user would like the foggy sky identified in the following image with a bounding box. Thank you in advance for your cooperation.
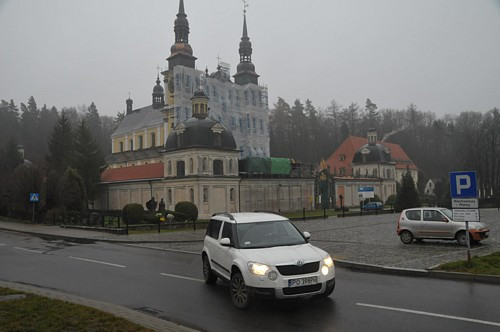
[1,0,499,117]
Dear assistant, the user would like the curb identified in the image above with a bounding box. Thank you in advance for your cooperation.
[334,259,500,285]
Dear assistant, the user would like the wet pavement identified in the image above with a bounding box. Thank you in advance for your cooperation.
[1,209,498,271]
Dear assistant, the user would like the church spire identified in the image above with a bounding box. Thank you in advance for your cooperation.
[167,0,196,70]
[234,6,259,86]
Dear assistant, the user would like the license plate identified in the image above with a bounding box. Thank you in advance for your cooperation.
[288,276,318,288]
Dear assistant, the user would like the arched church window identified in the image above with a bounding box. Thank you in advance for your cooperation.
[189,158,194,174]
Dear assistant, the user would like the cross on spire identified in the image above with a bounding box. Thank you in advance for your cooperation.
[242,0,248,14]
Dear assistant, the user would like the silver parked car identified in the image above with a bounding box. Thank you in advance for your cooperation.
[397,207,490,245]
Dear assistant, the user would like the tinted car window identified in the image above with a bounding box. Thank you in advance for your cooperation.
[221,222,234,243]
[405,210,421,221]
[206,219,223,239]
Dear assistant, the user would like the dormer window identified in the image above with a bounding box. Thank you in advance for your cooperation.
[339,154,346,161]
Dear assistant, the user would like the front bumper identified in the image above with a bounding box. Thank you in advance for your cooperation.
[470,228,490,241]
[244,263,335,299]
[250,278,336,299]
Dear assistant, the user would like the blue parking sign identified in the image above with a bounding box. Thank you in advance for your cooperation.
[450,171,477,198]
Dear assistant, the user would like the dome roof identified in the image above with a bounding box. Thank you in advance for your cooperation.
[165,117,237,152]
[170,42,193,56]
[209,66,231,82]
[153,80,164,94]
[236,61,255,73]
[352,143,392,164]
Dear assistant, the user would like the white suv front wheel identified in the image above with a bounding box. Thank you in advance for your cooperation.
[230,271,251,309]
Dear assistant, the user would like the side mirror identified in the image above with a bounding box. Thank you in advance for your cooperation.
[442,217,449,222]
[220,237,232,247]
[303,231,311,241]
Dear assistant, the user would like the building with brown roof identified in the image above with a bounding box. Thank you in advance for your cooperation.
[325,129,418,207]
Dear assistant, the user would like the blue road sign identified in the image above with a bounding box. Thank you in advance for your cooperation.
[450,171,477,198]
[29,193,39,202]
[358,187,374,192]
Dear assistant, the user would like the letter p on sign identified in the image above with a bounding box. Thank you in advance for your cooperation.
[450,171,477,198]
[456,175,470,195]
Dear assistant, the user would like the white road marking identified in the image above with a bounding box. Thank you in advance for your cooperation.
[0,243,6,246]
[68,256,126,268]
[160,273,204,283]
[14,247,43,254]
[356,303,500,327]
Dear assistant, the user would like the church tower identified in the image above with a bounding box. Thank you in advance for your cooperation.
[166,0,196,70]
[233,11,259,85]
[152,74,165,109]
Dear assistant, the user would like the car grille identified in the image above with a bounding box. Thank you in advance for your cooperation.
[276,261,319,276]
[283,284,322,295]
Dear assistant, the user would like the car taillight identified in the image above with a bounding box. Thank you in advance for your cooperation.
[397,213,402,233]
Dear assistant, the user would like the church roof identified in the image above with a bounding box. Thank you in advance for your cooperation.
[105,147,162,164]
[165,116,237,152]
[325,135,417,176]
[112,105,164,137]
[100,163,164,183]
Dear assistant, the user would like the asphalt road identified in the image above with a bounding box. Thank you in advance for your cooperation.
[1,231,500,331]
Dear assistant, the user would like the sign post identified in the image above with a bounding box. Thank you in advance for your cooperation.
[450,171,478,263]
[29,193,40,223]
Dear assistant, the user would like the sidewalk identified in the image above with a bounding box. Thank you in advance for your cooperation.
[1,209,499,283]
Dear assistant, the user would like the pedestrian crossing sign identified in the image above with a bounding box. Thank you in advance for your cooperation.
[29,193,39,202]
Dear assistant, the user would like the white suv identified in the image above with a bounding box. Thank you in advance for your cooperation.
[202,212,336,308]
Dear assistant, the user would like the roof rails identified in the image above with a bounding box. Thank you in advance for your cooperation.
[253,210,283,216]
[212,212,235,220]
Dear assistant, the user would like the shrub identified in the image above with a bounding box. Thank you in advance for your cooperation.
[174,201,198,221]
[122,203,144,224]
[385,194,396,206]
[142,213,158,224]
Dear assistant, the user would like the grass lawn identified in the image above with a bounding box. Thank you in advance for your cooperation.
[436,251,500,275]
[0,287,153,331]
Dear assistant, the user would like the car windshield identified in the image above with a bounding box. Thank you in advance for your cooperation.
[440,209,453,220]
[235,220,306,249]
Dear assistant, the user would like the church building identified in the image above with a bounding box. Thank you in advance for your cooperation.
[98,0,314,218]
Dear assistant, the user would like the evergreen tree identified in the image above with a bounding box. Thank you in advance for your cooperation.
[47,111,74,173]
[73,120,105,202]
[0,139,23,172]
[114,111,125,127]
[365,98,379,128]
[62,167,86,212]
[0,99,20,150]
[20,96,41,162]
[394,169,420,212]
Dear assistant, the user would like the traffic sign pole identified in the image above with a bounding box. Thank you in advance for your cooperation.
[450,171,477,263]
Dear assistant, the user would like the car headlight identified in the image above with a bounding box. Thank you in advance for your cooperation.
[323,255,334,268]
[322,255,334,276]
[248,262,270,276]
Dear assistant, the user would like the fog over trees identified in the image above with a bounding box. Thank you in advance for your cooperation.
[268,97,499,199]
[0,94,498,219]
